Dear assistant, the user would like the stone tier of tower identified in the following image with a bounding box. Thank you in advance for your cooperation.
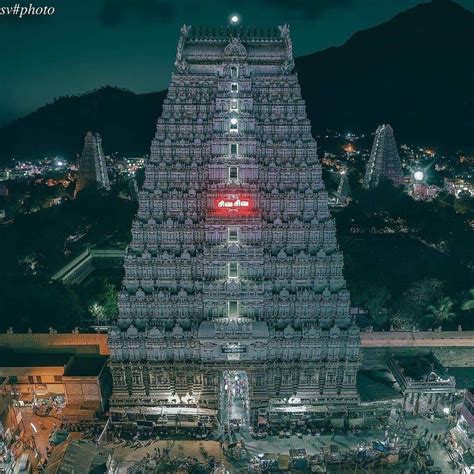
[364,124,404,189]
[75,131,110,196]
[109,24,361,426]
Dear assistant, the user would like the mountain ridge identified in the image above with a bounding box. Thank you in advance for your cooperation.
[0,0,472,163]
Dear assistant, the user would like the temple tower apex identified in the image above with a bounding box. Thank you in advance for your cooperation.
[108,24,361,429]
[75,131,110,196]
[363,124,404,189]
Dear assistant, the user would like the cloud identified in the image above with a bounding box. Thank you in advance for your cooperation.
[255,0,354,19]
[99,0,176,27]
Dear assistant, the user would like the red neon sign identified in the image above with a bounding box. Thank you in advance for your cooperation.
[212,194,254,216]
[217,198,249,209]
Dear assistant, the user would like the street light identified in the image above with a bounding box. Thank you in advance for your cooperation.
[413,170,424,181]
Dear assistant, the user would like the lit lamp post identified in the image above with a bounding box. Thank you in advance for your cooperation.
[30,422,40,459]
[413,170,424,182]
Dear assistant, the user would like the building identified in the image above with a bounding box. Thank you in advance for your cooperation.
[50,248,125,286]
[452,388,474,453]
[411,183,439,200]
[45,440,111,474]
[108,24,361,428]
[0,392,22,446]
[363,124,404,189]
[388,354,455,415]
[75,132,110,196]
[444,178,474,198]
[0,352,111,413]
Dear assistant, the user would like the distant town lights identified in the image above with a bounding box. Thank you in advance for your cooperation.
[413,170,424,181]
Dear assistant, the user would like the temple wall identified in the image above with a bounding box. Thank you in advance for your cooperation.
[1,332,471,366]
[0,333,110,356]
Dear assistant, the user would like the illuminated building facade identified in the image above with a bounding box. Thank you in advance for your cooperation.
[75,131,110,196]
[363,124,404,189]
[453,388,474,453]
[108,25,360,425]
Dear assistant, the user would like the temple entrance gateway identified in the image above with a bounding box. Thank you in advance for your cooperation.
[108,23,362,426]
[220,370,250,440]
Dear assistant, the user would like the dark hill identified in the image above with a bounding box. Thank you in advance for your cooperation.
[296,0,474,146]
[0,86,166,161]
[0,0,472,163]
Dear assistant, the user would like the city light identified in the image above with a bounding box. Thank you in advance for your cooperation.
[343,144,355,154]
[413,170,424,181]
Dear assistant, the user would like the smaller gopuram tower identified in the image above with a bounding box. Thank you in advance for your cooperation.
[363,124,404,189]
[336,169,351,205]
[75,131,110,196]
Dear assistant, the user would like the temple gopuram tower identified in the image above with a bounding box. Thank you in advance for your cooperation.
[363,124,404,189]
[108,24,361,428]
[75,131,110,196]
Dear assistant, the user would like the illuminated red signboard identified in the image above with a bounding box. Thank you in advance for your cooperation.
[217,198,249,209]
[212,194,254,216]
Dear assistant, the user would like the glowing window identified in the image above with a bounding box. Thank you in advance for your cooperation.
[230,117,238,133]
[230,99,239,112]
[229,166,238,181]
[228,300,239,317]
[231,82,239,93]
[228,227,239,242]
[228,262,239,278]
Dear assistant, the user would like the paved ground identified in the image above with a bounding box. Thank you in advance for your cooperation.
[19,406,61,459]
[8,406,459,473]
[103,439,243,473]
[246,430,385,455]
[404,416,457,473]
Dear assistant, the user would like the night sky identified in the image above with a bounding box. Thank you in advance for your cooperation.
[1,0,473,125]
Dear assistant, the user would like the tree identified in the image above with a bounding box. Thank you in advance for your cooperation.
[392,279,444,329]
[101,282,118,321]
[425,296,456,326]
[86,279,118,325]
[349,280,391,329]
[461,289,474,311]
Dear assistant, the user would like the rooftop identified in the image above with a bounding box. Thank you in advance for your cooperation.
[64,355,107,377]
[186,25,285,42]
[394,354,446,380]
[45,440,110,474]
[0,351,72,368]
